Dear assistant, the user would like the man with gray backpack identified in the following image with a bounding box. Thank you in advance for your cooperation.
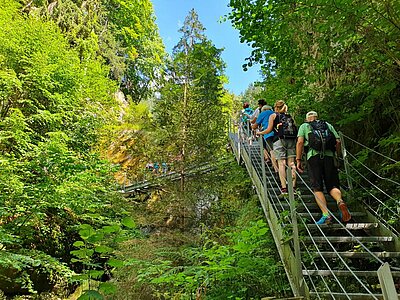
[296,111,351,225]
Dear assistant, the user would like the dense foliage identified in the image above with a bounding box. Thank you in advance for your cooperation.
[0,0,160,297]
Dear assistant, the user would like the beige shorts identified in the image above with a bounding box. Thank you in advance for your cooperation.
[273,138,296,160]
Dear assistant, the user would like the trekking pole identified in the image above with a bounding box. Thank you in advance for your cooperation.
[339,131,353,190]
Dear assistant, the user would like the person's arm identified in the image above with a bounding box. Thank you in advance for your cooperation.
[251,122,259,130]
[296,136,305,173]
[258,114,275,135]
[329,123,341,155]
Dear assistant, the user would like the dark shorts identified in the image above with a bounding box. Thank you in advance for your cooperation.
[307,155,340,192]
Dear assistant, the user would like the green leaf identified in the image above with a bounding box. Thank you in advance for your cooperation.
[78,290,104,300]
[94,245,113,254]
[107,258,125,268]
[73,241,85,247]
[99,282,117,295]
[102,225,120,234]
[121,217,136,228]
[79,224,95,240]
[88,270,104,279]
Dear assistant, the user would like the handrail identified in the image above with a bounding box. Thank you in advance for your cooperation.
[228,120,399,299]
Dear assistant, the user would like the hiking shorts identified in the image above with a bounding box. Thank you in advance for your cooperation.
[307,155,340,192]
[273,138,296,160]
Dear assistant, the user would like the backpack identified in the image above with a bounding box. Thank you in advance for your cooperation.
[274,113,298,139]
[307,120,337,152]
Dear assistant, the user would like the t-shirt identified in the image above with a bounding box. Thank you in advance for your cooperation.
[249,107,261,121]
[297,121,339,160]
[256,110,274,139]
[242,107,254,122]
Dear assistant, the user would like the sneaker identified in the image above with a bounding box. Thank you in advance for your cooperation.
[279,187,288,198]
[338,201,351,222]
[316,214,332,225]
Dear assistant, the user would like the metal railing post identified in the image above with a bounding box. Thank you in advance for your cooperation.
[286,166,305,297]
[259,135,267,189]
[339,132,353,190]
[378,263,398,300]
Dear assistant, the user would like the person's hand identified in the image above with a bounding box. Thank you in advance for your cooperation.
[296,160,304,173]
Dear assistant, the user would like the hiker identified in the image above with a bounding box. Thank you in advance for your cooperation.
[249,99,267,125]
[258,100,297,197]
[252,104,278,173]
[241,102,254,135]
[161,162,168,174]
[296,111,351,224]
[153,162,160,174]
[146,162,154,172]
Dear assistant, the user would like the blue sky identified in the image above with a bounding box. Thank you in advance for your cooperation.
[151,0,261,95]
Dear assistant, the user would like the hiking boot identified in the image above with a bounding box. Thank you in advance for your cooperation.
[279,187,288,198]
[316,214,332,225]
[338,201,351,222]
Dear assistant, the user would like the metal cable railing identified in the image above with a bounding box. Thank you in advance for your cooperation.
[301,241,335,299]
[346,151,400,188]
[231,121,399,299]
[342,133,399,164]
[344,171,400,237]
[295,169,400,271]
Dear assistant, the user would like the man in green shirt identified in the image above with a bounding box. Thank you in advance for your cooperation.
[296,111,351,225]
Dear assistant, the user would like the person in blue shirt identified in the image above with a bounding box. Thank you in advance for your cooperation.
[253,105,278,172]
[241,102,254,134]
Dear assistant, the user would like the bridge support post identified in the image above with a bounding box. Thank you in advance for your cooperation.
[287,167,307,298]
[377,263,398,300]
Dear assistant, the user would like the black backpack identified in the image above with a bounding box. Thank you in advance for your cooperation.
[308,120,337,152]
[275,113,298,139]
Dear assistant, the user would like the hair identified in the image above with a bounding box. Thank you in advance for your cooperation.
[261,105,272,111]
[243,102,249,108]
[258,99,267,106]
[274,100,287,113]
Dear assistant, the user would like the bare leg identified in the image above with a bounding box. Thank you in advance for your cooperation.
[270,151,279,173]
[278,159,287,188]
[330,187,351,222]
[288,157,296,188]
[314,191,329,214]
[329,187,343,203]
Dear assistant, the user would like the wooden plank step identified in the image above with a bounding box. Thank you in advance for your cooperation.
[306,223,379,230]
[304,236,393,243]
[308,292,400,300]
[307,251,400,258]
[303,269,400,277]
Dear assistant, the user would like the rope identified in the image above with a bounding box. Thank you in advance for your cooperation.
[342,133,399,164]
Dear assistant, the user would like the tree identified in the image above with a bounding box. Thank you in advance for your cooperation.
[153,9,227,190]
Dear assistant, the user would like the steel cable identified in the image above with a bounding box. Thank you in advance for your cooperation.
[342,133,399,164]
